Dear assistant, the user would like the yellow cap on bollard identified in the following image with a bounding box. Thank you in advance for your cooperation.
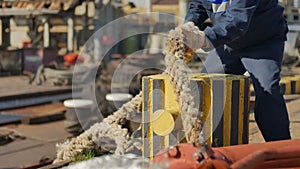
[151,109,175,136]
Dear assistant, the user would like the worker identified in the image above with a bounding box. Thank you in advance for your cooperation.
[179,0,291,141]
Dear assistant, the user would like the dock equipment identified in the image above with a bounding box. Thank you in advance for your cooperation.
[153,139,300,169]
[142,73,250,159]
[280,75,300,95]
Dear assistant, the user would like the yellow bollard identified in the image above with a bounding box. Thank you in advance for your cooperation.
[290,75,300,94]
[280,78,292,95]
[142,74,251,159]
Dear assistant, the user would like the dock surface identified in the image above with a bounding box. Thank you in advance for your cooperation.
[0,76,73,100]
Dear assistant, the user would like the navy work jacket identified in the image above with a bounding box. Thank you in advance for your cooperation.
[185,0,288,52]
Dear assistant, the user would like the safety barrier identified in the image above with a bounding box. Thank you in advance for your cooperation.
[280,75,300,95]
[249,75,300,96]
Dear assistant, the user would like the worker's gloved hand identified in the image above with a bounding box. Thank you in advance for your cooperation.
[179,22,213,51]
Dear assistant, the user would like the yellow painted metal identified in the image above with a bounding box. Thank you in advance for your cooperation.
[161,135,170,149]
[142,73,250,159]
[284,75,300,94]
[199,76,213,146]
[238,79,245,144]
[160,75,180,116]
[152,109,175,136]
[280,79,292,95]
[223,79,232,146]
[251,75,300,96]
[294,76,300,93]
[148,78,154,160]
[142,77,146,157]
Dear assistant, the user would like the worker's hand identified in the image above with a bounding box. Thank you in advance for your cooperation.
[179,22,213,51]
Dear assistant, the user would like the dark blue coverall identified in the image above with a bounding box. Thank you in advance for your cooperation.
[185,0,291,141]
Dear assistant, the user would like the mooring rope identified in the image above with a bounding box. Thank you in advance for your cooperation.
[54,24,204,163]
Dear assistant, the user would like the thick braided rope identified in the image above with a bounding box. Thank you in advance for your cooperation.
[54,92,142,163]
[164,26,203,144]
[54,26,204,163]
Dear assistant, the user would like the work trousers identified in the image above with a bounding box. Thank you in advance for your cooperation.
[202,38,291,141]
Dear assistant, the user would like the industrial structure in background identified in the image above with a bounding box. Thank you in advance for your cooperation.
[1,1,300,169]
[1,0,300,133]
[0,0,299,135]
[0,0,188,75]
[0,0,190,133]
[282,0,300,68]
[0,0,299,75]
